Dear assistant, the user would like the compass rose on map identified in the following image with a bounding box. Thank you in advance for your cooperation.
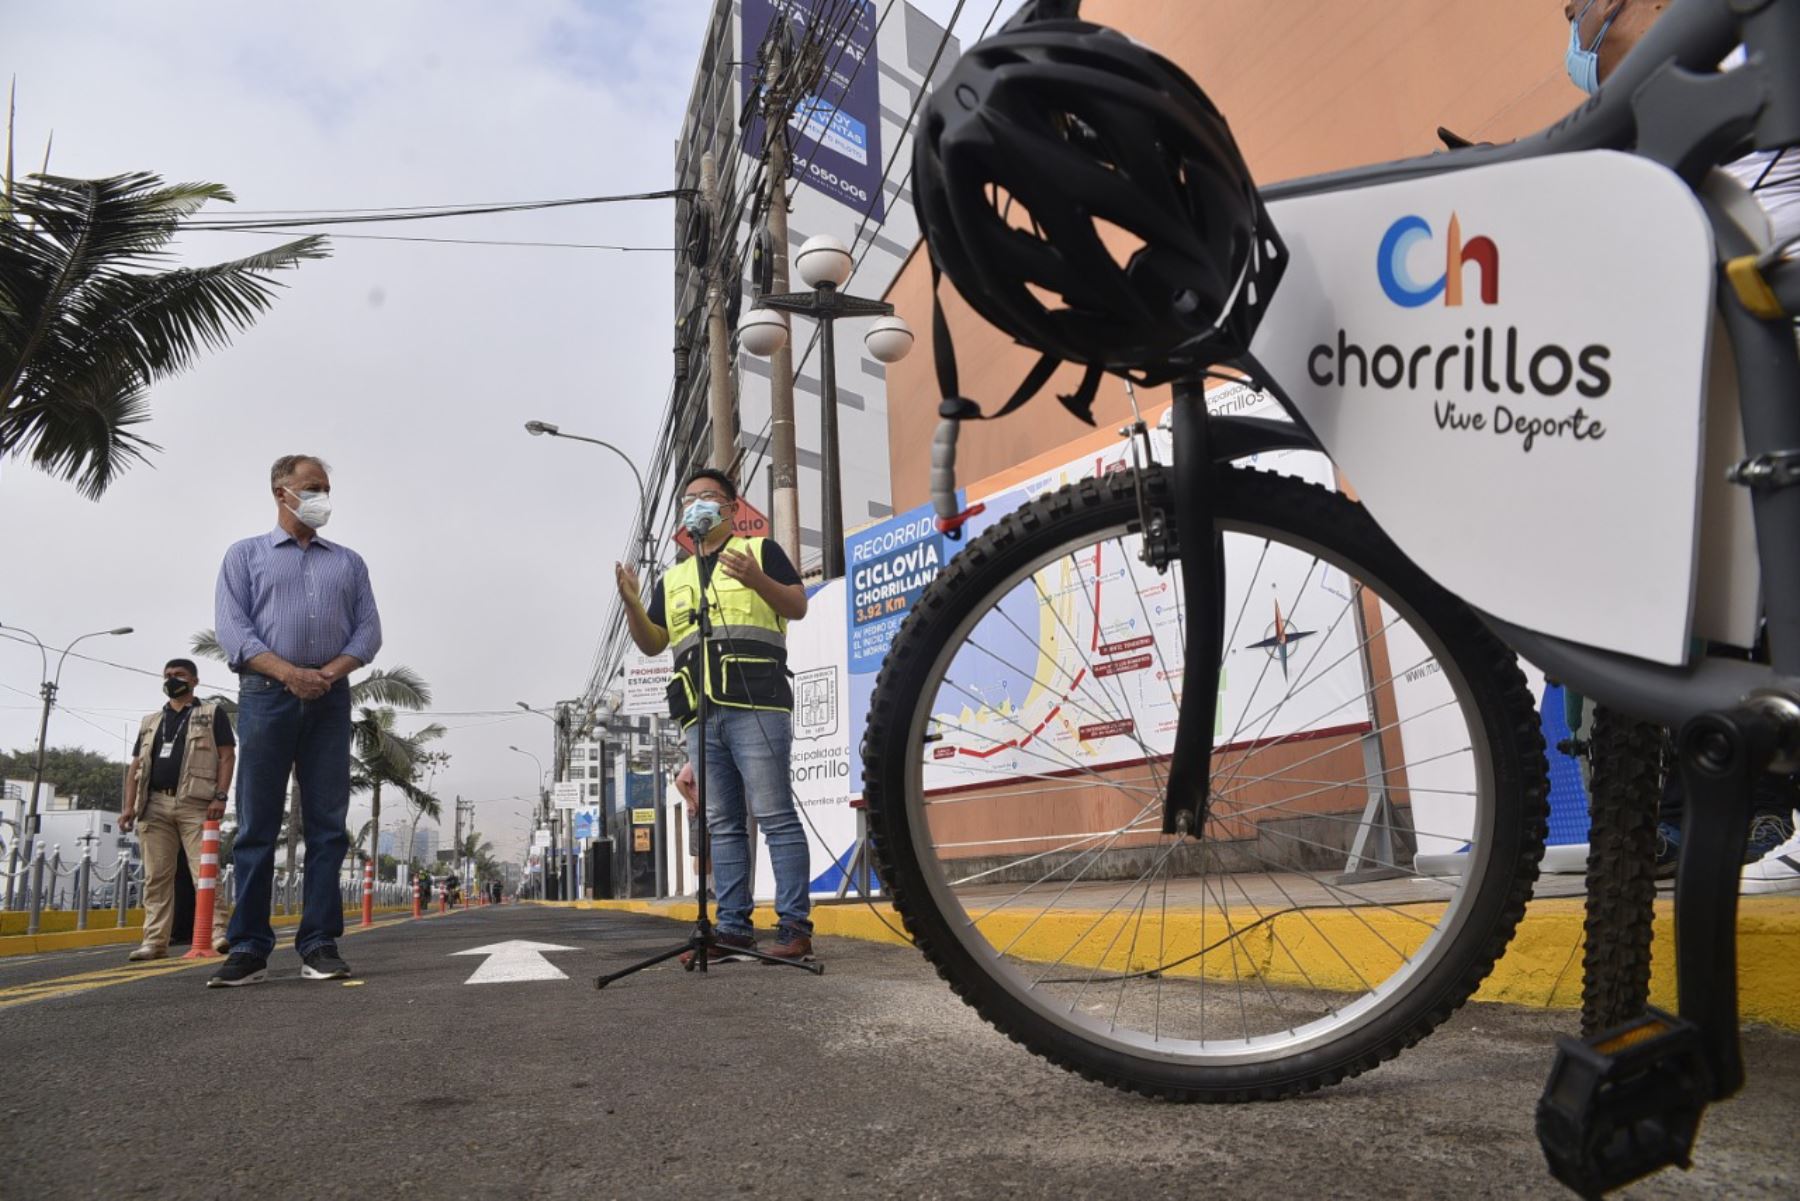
[1246,598,1315,680]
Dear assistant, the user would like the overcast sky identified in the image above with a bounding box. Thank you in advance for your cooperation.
[0,0,1009,865]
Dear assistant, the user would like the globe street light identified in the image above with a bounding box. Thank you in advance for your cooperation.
[521,421,654,573]
[0,623,133,871]
[738,233,913,580]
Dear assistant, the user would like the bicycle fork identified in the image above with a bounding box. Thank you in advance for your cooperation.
[1537,695,1800,1196]
[1152,376,1225,838]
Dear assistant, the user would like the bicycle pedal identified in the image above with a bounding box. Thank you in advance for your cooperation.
[1536,1009,1711,1198]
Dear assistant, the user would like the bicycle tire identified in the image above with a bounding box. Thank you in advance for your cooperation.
[1579,708,1664,1035]
[863,465,1548,1101]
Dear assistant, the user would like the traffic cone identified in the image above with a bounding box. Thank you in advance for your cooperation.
[412,882,422,919]
[360,858,375,927]
[182,820,224,959]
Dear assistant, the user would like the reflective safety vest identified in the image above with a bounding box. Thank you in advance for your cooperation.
[660,536,791,727]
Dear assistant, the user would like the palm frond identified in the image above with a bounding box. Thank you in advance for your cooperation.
[3,77,15,222]
[397,781,442,821]
[34,233,327,387]
[10,357,159,498]
[350,666,431,710]
[189,628,227,663]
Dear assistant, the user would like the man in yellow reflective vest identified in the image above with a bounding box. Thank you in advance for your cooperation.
[616,468,813,962]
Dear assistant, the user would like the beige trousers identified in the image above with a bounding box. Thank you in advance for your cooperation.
[139,793,228,950]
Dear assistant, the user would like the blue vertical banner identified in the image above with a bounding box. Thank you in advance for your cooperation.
[741,0,885,222]
[846,499,959,794]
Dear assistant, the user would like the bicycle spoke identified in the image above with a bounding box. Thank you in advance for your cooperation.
[879,474,1529,1078]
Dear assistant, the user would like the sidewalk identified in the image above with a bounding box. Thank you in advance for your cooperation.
[550,883,1800,1030]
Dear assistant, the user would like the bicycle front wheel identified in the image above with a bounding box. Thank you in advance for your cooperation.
[863,466,1547,1101]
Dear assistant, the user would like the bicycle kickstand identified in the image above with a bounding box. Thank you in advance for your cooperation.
[1536,698,1795,1197]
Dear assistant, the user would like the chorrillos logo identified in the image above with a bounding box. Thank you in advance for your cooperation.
[1377,213,1498,308]
[1301,209,1614,454]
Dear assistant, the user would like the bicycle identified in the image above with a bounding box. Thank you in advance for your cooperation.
[858,0,1800,1192]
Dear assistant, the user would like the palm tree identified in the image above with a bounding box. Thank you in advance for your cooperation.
[402,750,448,877]
[0,150,327,497]
[1,88,325,485]
[350,701,445,875]
[455,829,498,890]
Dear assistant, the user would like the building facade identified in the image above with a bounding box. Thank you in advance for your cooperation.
[668,0,958,570]
[879,0,1584,507]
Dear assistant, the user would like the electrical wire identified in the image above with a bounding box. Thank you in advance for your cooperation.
[188,229,679,251]
[144,187,695,231]
[736,0,988,559]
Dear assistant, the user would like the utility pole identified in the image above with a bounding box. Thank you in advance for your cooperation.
[762,36,802,564]
[701,152,736,475]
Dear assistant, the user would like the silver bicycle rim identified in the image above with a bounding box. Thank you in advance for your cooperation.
[899,508,1502,1067]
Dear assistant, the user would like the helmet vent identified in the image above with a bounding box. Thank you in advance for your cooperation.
[1091,216,1146,270]
[1023,281,1068,313]
[984,182,1041,237]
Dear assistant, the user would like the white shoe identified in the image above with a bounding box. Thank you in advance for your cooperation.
[127,944,167,962]
[1741,821,1800,895]
[212,935,232,954]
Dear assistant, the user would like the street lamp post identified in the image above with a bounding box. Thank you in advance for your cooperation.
[507,744,547,896]
[522,422,654,575]
[518,701,581,900]
[0,624,134,875]
[739,233,914,580]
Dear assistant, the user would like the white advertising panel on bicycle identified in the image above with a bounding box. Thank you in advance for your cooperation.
[1250,151,1714,665]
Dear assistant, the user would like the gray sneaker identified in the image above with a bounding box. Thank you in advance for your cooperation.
[207,952,268,988]
[301,946,352,980]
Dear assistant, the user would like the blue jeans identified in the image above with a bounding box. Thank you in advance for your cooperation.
[226,673,352,958]
[687,708,810,937]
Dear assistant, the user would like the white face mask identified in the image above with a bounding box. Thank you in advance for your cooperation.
[284,487,332,530]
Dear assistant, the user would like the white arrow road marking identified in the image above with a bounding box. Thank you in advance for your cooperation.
[452,940,578,984]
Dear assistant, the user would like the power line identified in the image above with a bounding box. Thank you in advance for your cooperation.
[151,187,695,231]
[0,638,567,724]
[736,0,984,552]
[194,229,677,252]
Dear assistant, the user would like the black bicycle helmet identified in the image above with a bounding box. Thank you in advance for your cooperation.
[913,8,1283,383]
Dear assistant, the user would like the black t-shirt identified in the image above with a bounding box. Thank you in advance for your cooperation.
[146,702,236,793]
[646,538,802,630]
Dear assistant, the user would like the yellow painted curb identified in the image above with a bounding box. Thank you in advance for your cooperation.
[1,910,147,937]
[0,905,415,958]
[545,895,1800,1030]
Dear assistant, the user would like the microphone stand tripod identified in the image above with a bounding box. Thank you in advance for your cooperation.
[597,539,824,988]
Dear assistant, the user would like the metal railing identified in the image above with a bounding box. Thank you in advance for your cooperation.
[2,846,417,937]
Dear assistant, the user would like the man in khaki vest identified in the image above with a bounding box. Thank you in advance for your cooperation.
[120,658,236,960]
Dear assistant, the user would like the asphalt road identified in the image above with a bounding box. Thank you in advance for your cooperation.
[1,903,1796,1200]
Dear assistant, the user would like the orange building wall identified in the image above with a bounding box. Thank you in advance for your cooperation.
[882,0,1583,510]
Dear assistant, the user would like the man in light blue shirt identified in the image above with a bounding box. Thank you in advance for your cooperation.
[208,454,382,987]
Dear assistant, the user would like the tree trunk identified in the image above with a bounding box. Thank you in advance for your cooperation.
[369,780,382,880]
[282,771,300,912]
